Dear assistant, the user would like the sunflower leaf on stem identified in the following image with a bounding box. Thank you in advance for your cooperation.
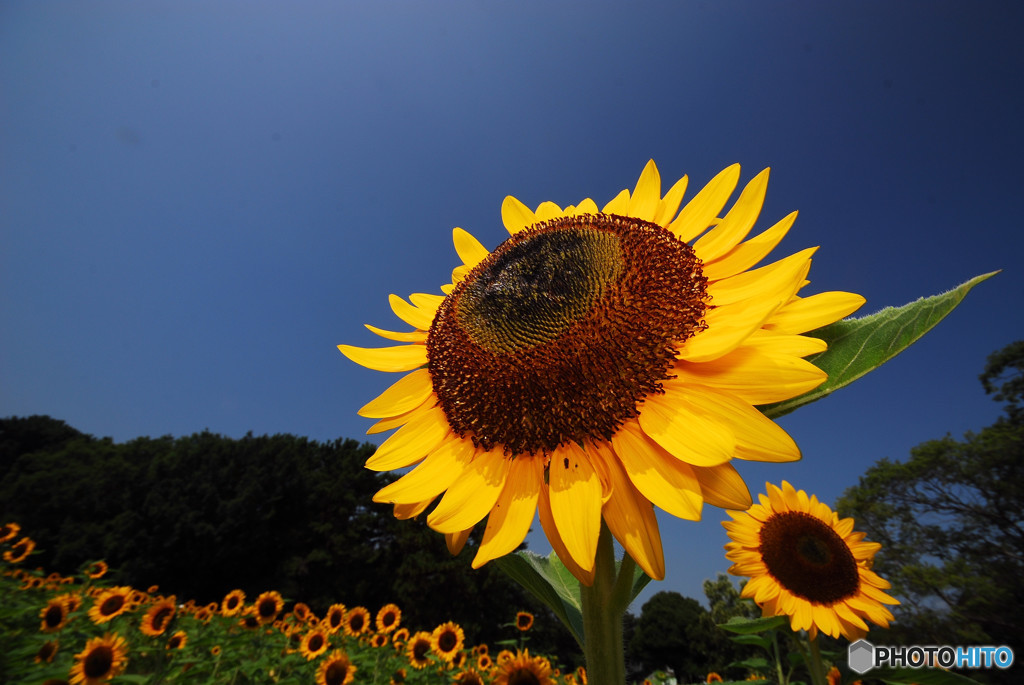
[762,271,999,419]
[718,615,790,634]
[493,551,584,646]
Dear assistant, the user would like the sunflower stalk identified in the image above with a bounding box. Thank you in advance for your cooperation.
[580,523,631,685]
[806,634,829,685]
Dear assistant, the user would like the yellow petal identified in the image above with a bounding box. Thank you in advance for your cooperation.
[592,443,665,580]
[358,369,434,418]
[701,211,796,282]
[363,324,427,343]
[627,160,661,221]
[691,462,752,510]
[427,449,510,534]
[692,168,770,263]
[671,382,799,462]
[365,404,450,471]
[548,443,602,573]
[638,392,735,467]
[393,499,432,520]
[676,297,781,364]
[337,343,428,373]
[602,188,630,215]
[653,174,689,227]
[446,528,472,556]
[705,248,816,308]
[538,478,595,586]
[372,436,476,504]
[671,345,827,405]
[610,421,703,520]
[389,294,433,331]
[576,198,599,214]
[669,164,741,242]
[533,201,563,222]
[742,329,827,357]
[408,292,445,314]
[765,291,867,334]
[452,227,490,269]
[501,195,536,235]
[472,456,544,568]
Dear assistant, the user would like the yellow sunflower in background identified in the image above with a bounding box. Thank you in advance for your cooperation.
[3,535,35,563]
[723,481,899,640]
[317,650,357,685]
[221,589,246,616]
[300,627,330,660]
[254,591,284,625]
[492,649,554,685]
[324,603,347,633]
[376,603,402,633]
[515,611,534,632]
[340,161,865,582]
[0,521,21,543]
[166,631,187,650]
[139,599,176,637]
[430,621,465,662]
[343,606,371,637]
[87,587,132,625]
[406,631,434,670]
[40,596,71,633]
[69,633,128,685]
[85,560,109,579]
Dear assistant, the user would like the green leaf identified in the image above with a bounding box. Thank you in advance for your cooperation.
[729,633,772,649]
[762,271,998,419]
[494,550,584,646]
[719,614,789,634]
[873,666,986,685]
[629,560,653,604]
[730,656,772,670]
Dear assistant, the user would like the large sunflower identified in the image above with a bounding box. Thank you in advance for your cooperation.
[723,481,899,640]
[340,162,864,581]
[69,633,128,685]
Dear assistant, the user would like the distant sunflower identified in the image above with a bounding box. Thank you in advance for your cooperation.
[3,536,35,563]
[221,589,246,616]
[0,521,19,543]
[35,639,60,664]
[376,603,402,633]
[69,633,128,685]
[85,561,108,579]
[300,628,330,661]
[706,674,723,683]
[140,599,176,637]
[317,650,357,685]
[292,602,312,623]
[371,633,389,648]
[515,611,533,632]
[454,668,487,685]
[88,587,132,624]
[477,653,493,671]
[254,591,284,625]
[431,621,465,662]
[166,631,187,650]
[390,667,408,685]
[406,631,434,670]
[325,603,347,634]
[492,649,554,685]
[340,161,864,582]
[40,597,70,633]
[392,626,410,647]
[343,606,371,637]
[723,481,899,640]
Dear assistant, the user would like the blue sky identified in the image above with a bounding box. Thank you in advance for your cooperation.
[2,1,1023,611]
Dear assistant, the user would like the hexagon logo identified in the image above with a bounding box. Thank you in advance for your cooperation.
[848,639,875,674]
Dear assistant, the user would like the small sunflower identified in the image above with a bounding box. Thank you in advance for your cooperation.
[340,161,865,582]
[392,626,410,646]
[166,630,187,650]
[317,650,357,685]
[254,591,284,624]
[36,639,60,664]
[390,667,408,685]
[706,674,724,683]
[40,596,71,633]
[0,521,20,543]
[88,587,132,624]
[454,668,487,685]
[515,611,533,632]
[343,606,371,637]
[140,599,176,637]
[492,649,554,685]
[431,621,465,662]
[376,602,402,633]
[221,589,246,616]
[324,603,347,633]
[406,631,434,670]
[69,633,128,685]
[292,602,312,622]
[477,653,493,671]
[723,481,899,640]
[300,628,330,660]
[3,535,35,563]
[371,633,389,648]
[85,560,108,579]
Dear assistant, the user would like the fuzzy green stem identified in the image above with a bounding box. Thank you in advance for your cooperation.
[580,524,627,685]
[807,633,829,685]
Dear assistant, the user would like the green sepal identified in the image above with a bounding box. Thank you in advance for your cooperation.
[719,614,789,634]
[762,271,998,419]
[494,550,584,646]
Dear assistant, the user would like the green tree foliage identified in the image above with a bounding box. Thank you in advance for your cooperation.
[836,341,1024,683]
[626,591,719,682]
[0,416,580,663]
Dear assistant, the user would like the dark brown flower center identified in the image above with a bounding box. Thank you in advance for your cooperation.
[438,630,458,653]
[84,646,114,677]
[427,214,708,455]
[758,511,860,605]
[325,660,351,685]
[508,668,542,685]
[100,595,125,616]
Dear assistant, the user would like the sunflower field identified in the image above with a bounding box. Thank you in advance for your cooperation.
[1,526,573,685]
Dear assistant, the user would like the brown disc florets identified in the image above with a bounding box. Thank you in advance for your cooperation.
[427,213,708,456]
[758,512,860,604]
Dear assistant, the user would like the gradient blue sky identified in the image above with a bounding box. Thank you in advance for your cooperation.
[3,1,1023,611]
